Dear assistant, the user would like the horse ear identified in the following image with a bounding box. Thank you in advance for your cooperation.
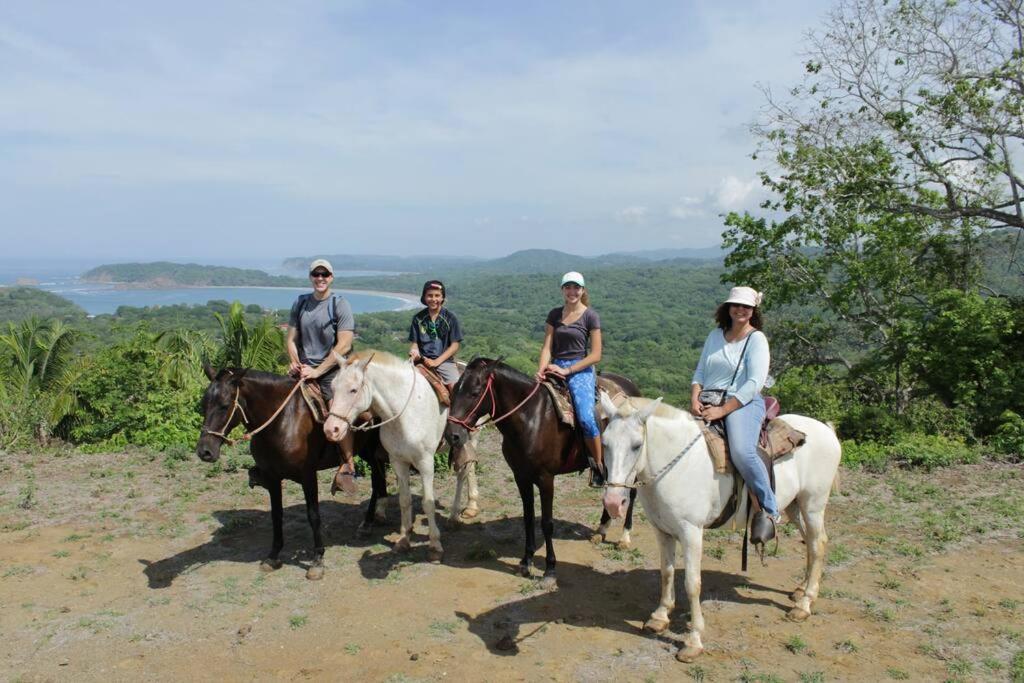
[203,361,216,381]
[357,353,375,371]
[334,351,347,367]
[599,390,620,420]
[636,397,663,424]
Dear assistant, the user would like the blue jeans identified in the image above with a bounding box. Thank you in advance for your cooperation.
[553,359,600,438]
[724,394,778,516]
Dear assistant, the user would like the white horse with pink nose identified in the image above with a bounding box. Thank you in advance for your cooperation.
[598,392,841,663]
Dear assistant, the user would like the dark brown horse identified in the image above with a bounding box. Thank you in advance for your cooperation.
[195,366,387,579]
[444,358,639,587]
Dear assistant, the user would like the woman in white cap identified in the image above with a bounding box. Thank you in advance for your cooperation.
[690,286,778,541]
[536,271,604,486]
[286,258,358,493]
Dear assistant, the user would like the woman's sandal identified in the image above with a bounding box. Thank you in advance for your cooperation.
[331,462,358,495]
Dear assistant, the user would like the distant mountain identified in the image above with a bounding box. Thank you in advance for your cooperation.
[280,254,483,274]
[609,246,726,261]
[82,262,305,287]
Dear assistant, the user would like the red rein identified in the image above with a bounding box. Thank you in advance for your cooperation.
[446,373,542,431]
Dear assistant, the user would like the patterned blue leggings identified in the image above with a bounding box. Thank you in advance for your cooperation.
[553,359,600,438]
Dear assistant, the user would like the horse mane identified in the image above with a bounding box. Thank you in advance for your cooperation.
[618,396,691,421]
[350,348,405,368]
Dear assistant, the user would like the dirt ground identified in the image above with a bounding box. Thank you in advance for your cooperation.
[1,431,1022,682]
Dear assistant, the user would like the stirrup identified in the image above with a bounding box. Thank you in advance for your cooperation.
[750,511,780,565]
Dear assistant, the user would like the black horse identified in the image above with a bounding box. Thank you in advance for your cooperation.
[445,358,639,587]
[195,366,388,579]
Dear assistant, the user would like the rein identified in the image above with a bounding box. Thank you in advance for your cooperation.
[202,380,303,445]
[328,362,418,432]
[446,372,542,432]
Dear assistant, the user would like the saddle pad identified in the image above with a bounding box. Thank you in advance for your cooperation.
[700,421,733,474]
[416,365,451,407]
[543,381,575,428]
[300,382,328,424]
[760,417,806,460]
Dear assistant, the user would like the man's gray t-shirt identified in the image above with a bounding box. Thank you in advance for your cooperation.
[288,293,355,365]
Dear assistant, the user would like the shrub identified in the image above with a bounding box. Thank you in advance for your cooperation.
[842,434,978,471]
[991,411,1024,460]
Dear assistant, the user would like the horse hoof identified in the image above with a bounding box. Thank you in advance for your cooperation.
[356,523,373,539]
[374,512,387,524]
[675,645,703,663]
[306,564,324,581]
[394,537,412,554]
[643,617,670,634]
[790,587,806,602]
[518,563,531,578]
[460,507,479,520]
[616,539,632,551]
[589,533,605,545]
[787,607,811,622]
[446,518,461,531]
[540,573,558,590]
[260,558,282,572]
[427,548,444,564]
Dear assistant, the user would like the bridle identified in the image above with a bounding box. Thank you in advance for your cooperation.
[327,362,417,432]
[201,380,303,446]
[446,371,542,432]
[603,420,703,490]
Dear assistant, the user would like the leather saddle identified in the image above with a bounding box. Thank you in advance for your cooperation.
[415,363,451,406]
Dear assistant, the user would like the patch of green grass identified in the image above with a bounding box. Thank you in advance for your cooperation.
[289,614,308,629]
[1010,649,1024,682]
[687,666,707,682]
[738,673,783,683]
[893,541,924,558]
[946,658,971,678]
[706,545,725,561]
[464,543,497,561]
[1000,598,1020,610]
[981,657,1003,672]
[785,634,808,654]
[61,533,89,543]
[885,668,909,680]
[827,543,852,564]
[834,639,858,653]
[798,673,825,683]
[2,565,34,578]
[878,576,901,590]
[51,549,69,558]
[344,642,361,655]
[428,620,458,638]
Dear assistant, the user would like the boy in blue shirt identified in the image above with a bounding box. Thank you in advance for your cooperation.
[408,280,463,389]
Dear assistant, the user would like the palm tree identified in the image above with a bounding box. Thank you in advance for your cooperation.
[0,317,82,444]
[213,302,285,371]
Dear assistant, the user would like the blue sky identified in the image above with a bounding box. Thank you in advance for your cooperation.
[0,1,827,260]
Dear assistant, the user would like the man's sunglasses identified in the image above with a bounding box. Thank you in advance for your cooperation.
[310,271,332,278]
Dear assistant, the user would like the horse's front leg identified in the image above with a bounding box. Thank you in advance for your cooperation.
[514,474,536,577]
[261,478,284,571]
[676,523,706,663]
[301,472,325,580]
[391,458,414,554]
[418,455,444,563]
[619,488,638,550]
[644,527,676,634]
[463,439,481,518]
[538,474,557,588]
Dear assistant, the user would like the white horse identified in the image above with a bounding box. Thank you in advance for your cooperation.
[598,392,841,663]
[324,350,476,562]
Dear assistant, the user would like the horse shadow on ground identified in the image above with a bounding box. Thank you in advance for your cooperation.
[140,492,406,589]
[354,510,599,581]
[450,561,785,656]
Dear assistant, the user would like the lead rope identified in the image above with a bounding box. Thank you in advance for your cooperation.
[343,363,419,432]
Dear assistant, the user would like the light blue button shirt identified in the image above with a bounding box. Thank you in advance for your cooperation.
[691,329,770,405]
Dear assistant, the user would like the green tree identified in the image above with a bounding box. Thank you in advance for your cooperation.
[213,301,286,371]
[0,317,84,445]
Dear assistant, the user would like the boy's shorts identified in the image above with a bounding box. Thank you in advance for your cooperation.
[433,360,460,385]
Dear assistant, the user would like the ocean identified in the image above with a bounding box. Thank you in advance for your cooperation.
[0,258,413,315]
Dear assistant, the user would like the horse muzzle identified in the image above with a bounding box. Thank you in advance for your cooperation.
[196,440,220,463]
[602,488,630,520]
[323,415,351,443]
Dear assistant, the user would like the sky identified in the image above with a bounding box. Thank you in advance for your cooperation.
[0,0,828,261]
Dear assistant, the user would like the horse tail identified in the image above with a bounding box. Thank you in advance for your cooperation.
[826,421,841,495]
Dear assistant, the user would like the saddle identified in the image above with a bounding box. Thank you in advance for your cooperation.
[543,375,633,475]
[415,363,451,406]
[700,396,806,475]
[300,382,329,423]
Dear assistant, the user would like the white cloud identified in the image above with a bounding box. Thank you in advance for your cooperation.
[715,176,761,210]
[669,196,706,220]
[617,206,649,224]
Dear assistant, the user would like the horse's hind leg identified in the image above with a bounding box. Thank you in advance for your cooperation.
[618,488,638,549]
[789,507,827,621]
[391,459,414,554]
[301,473,325,580]
[644,527,676,634]
[538,474,557,588]
[261,478,284,572]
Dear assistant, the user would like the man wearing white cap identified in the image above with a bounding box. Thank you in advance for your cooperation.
[690,286,779,543]
[286,258,358,493]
